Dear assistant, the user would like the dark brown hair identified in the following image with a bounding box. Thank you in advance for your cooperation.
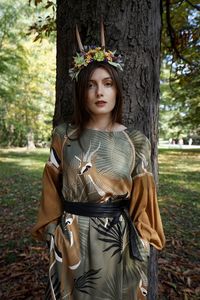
[72,61,123,139]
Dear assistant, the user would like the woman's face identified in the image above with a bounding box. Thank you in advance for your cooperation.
[85,67,117,120]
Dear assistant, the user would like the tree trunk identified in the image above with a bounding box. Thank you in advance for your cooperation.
[56,1,162,299]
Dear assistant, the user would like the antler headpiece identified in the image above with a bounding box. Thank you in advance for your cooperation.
[69,19,123,80]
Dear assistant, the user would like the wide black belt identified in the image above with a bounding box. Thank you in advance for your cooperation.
[62,198,143,261]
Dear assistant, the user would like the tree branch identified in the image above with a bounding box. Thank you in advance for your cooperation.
[28,0,43,5]
[185,0,200,11]
[165,0,196,66]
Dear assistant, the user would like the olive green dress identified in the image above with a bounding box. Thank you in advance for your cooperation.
[32,123,165,300]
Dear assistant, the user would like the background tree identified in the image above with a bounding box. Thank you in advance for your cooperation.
[56,0,161,175]
[160,0,200,141]
[0,0,56,147]
[55,0,162,299]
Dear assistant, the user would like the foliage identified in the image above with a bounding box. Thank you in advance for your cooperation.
[0,148,199,299]
[0,0,55,147]
[162,0,200,69]
[160,0,200,139]
[28,0,56,42]
[160,62,200,140]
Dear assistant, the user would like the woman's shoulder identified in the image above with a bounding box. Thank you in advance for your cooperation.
[53,123,77,138]
[125,127,152,174]
[52,123,67,139]
[125,126,151,149]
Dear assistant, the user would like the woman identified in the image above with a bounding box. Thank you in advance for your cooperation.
[32,24,165,300]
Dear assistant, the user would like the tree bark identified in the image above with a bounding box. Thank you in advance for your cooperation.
[56,1,162,299]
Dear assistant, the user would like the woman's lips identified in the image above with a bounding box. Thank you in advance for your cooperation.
[95,100,106,107]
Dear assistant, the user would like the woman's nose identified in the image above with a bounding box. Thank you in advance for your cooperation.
[96,84,103,97]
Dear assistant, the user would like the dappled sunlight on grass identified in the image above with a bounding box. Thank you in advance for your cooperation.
[158,148,200,246]
[0,148,49,248]
[0,148,49,178]
[0,148,49,163]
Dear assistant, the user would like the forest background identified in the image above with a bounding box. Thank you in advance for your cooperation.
[0,0,199,147]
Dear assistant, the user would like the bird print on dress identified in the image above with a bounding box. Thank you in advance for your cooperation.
[74,141,131,202]
[75,142,106,197]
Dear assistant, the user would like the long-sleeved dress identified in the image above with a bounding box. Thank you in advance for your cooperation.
[31,123,165,300]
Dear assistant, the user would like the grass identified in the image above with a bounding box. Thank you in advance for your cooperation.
[0,148,49,299]
[0,148,48,249]
[157,149,200,299]
[158,149,199,247]
[0,147,199,299]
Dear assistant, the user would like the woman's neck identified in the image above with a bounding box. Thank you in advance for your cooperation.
[86,116,126,132]
[86,115,113,131]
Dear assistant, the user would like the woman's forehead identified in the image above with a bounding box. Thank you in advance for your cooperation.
[89,67,112,81]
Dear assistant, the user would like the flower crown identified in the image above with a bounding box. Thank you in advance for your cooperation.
[69,22,124,80]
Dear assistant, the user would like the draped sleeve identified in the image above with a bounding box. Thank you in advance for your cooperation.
[128,130,165,250]
[31,124,67,241]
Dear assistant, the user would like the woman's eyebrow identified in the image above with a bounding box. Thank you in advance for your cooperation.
[89,77,112,82]
[103,77,112,81]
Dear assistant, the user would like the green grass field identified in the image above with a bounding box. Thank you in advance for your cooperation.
[158,149,199,246]
[0,148,199,299]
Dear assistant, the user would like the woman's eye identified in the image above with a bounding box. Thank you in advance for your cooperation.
[88,82,94,88]
[105,81,112,86]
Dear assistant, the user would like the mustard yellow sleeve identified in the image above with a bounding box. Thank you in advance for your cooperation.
[130,173,165,250]
[128,130,165,250]
[31,127,64,241]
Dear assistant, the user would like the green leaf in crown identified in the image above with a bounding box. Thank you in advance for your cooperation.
[94,50,105,61]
